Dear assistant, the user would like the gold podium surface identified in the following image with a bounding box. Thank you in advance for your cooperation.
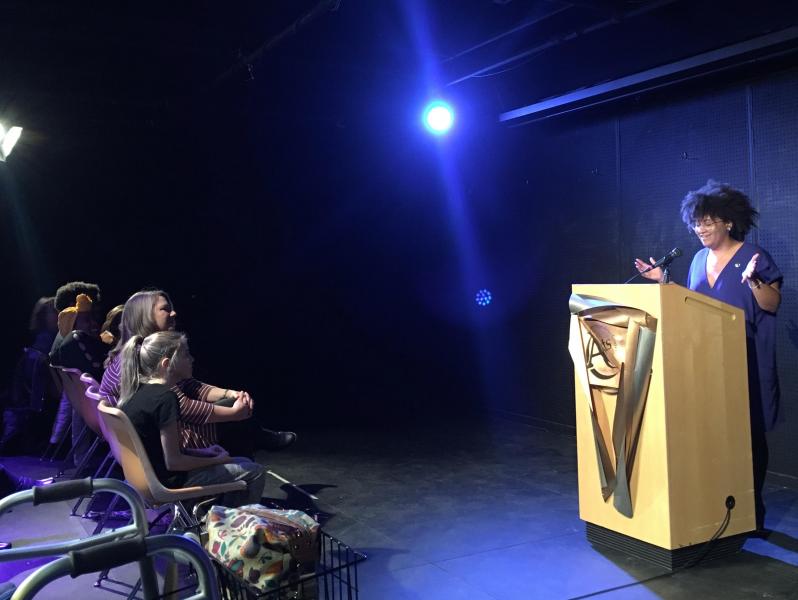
[571,283,755,550]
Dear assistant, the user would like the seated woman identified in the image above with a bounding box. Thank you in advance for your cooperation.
[1,297,60,453]
[101,290,295,454]
[99,304,125,346]
[118,331,265,507]
[49,293,111,466]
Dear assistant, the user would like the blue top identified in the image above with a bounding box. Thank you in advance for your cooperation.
[687,241,783,431]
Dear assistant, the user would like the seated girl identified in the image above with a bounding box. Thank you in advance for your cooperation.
[101,290,295,454]
[118,330,265,506]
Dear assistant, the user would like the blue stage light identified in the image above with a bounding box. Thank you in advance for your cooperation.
[423,101,454,134]
[475,289,492,307]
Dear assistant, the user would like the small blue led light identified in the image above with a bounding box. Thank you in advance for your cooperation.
[475,289,492,307]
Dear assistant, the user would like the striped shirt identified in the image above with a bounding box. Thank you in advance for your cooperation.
[100,354,218,449]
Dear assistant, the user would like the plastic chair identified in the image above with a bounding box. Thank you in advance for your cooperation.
[96,400,246,529]
[51,367,103,479]
[95,400,246,590]
[40,366,70,462]
[83,382,118,485]
[69,377,119,517]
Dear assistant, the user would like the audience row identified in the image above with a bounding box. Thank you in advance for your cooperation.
[3,281,298,507]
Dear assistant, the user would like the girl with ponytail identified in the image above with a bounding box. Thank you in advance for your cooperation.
[101,289,295,455]
[118,331,265,507]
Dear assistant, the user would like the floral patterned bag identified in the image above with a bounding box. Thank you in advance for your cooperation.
[205,504,320,597]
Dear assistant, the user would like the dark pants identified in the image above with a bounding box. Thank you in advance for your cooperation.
[746,339,770,530]
[751,422,769,530]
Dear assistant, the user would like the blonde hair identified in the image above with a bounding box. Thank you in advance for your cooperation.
[118,331,187,406]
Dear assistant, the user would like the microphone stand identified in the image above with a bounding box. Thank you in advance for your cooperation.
[661,266,671,284]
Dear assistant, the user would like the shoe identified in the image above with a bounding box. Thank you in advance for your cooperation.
[257,428,297,450]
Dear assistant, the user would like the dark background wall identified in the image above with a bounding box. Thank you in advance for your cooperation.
[2,2,798,477]
[480,70,798,477]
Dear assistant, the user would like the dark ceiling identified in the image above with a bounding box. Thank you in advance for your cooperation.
[1,0,797,127]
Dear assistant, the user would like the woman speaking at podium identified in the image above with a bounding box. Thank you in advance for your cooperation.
[634,180,782,531]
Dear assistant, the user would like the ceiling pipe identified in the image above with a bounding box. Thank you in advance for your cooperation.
[446,0,680,86]
[440,3,574,64]
[498,25,798,124]
[213,0,341,87]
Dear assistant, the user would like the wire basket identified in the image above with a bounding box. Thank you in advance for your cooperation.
[213,530,366,600]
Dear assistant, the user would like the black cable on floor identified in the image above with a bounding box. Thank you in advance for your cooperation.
[566,502,734,600]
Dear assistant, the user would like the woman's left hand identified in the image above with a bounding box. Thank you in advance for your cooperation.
[741,253,760,284]
[239,391,254,414]
[206,444,227,457]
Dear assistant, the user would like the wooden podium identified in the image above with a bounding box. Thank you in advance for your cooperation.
[570,283,755,568]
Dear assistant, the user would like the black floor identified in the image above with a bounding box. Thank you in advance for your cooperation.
[258,417,798,599]
[1,417,798,598]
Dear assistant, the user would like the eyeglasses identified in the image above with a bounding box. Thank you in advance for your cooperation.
[692,218,724,230]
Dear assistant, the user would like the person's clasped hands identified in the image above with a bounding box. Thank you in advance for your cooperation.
[231,390,254,420]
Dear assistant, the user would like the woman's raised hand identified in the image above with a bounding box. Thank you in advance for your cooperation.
[741,253,760,284]
[634,257,664,282]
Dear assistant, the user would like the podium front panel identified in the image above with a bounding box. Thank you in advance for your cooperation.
[570,283,754,550]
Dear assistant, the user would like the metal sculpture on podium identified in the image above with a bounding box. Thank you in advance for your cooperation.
[568,282,755,569]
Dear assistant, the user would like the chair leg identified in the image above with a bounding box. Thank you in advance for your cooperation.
[148,506,174,532]
[94,450,115,479]
[55,423,90,478]
[71,434,100,479]
[43,393,72,462]
[174,501,199,531]
[68,439,101,516]
[168,503,184,532]
[77,451,118,518]
[44,420,72,465]
[94,499,135,588]
[91,494,124,535]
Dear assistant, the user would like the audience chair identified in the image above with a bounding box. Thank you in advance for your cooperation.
[40,366,69,462]
[68,377,119,517]
[95,401,246,591]
[51,367,103,478]
[96,400,245,530]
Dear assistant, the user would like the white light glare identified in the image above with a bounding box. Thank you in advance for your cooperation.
[0,123,23,161]
[423,101,454,134]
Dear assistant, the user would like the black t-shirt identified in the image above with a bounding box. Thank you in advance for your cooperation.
[121,383,187,487]
[49,330,108,381]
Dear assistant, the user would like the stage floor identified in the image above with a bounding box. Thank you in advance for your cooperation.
[1,417,797,598]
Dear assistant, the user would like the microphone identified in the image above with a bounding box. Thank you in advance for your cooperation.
[624,247,682,284]
[640,247,682,273]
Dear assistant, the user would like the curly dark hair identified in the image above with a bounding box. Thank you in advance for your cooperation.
[680,180,758,242]
[54,281,102,311]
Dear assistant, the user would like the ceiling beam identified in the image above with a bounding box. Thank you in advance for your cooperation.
[498,25,798,124]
